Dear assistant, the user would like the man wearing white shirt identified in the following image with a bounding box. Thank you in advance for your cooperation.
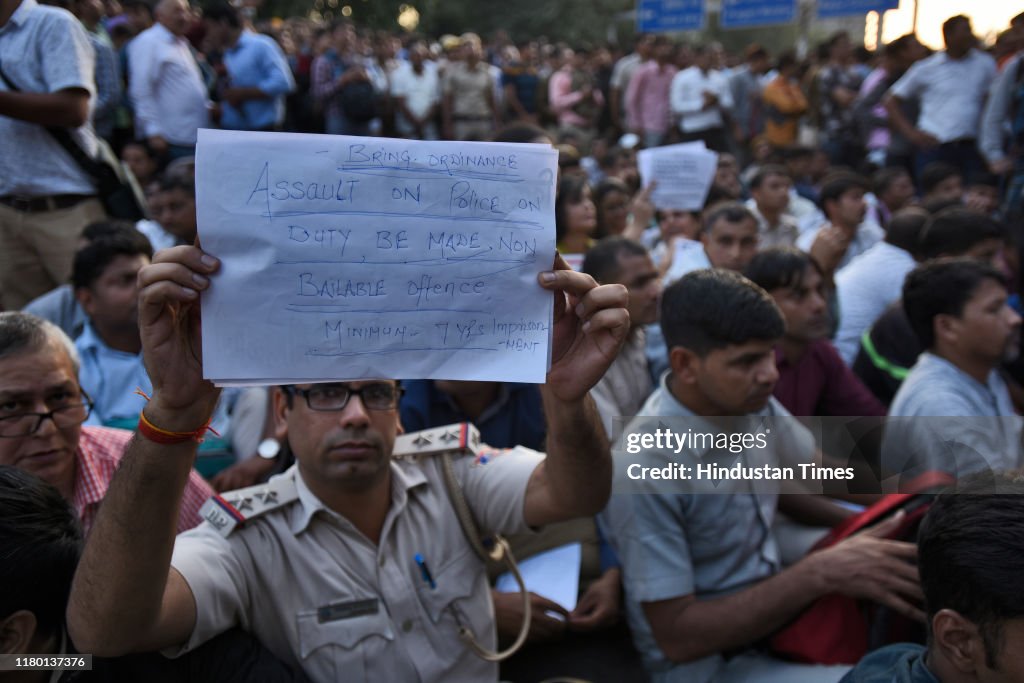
[390,41,439,140]
[884,15,996,183]
[832,207,926,364]
[797,173,884,283]
[128,0,210,159]
[669,46,733,152]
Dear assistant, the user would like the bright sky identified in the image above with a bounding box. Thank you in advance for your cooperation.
[872,0,1019,49]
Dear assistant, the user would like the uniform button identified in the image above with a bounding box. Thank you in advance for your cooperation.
[401,619,413,633]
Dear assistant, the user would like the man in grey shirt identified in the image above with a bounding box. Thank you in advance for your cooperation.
[600,269,922,683]
[886,259,1023,484]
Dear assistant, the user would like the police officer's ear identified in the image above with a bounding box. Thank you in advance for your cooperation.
[272,386,292,435]
[0,610,37,656]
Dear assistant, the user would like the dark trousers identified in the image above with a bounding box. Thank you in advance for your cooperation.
[679,126,731,153]
[915,139,984,186]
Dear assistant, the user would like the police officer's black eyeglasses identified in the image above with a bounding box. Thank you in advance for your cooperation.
[282,383,403,412]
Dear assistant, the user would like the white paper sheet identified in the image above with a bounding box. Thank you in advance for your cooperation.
[195,129,558,385]
[637,142,719,211]
[494,542,581,611]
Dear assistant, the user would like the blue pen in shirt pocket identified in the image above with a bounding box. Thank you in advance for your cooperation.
[414,553,436,590]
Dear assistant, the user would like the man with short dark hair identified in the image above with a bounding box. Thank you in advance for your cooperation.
[66,245,630,681]
[745,248,885,417]
[0,465,82,666]
[884,259,1021,480]
[853,208,1006,405]
[869,167,915,229]
[920,161,964,205]
[798,172,884,281]
[600,269,919,682]
[0,465,314,682]
[584,237,660,432]
[202,2,294,132]
[840,474,1024,682]
[885,14,996,183]
[663,202,760,283]
[0,311,212,533]
[746,165,800,248]
[72,231,153,427]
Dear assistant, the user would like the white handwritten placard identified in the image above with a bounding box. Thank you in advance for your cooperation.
[637,142,718,211]
[195,129,558,385]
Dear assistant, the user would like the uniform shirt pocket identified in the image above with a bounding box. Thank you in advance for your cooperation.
[297,602,395,680]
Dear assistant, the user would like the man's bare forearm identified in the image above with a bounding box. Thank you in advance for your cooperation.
[651,557,827,662]
[0,90,89,128]
[539,388,611,517]
[67,409,200,653]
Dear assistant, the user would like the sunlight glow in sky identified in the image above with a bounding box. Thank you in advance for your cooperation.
[868,0,1019,49]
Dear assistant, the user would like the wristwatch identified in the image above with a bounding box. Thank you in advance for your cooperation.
[257,437,281,460]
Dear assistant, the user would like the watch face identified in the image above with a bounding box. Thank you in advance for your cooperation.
[257,438,280,459]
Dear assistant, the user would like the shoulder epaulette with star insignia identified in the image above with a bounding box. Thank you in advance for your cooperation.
[198,474,298,537]
[392,423,482,462]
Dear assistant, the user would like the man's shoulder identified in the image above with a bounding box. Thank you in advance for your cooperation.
[79,425,133,459]
[196,474,301,538]
[15,1,79,30]
[890,357,973,417]
[840,643,933,683]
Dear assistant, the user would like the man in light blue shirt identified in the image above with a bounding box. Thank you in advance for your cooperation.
[203,3,294,131]
[885,259,1023,484]
[71,229,154,427]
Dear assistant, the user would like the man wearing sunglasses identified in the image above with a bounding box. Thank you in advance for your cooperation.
[67,244,630,682]
[0,311,214,534]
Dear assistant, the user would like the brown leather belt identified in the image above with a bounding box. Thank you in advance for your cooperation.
[0,194,95,213]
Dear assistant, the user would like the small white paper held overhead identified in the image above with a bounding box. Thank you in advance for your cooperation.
[195,129,558,386]
[637,141,719,211]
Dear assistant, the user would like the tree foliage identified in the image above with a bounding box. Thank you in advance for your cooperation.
[266,0,637,46]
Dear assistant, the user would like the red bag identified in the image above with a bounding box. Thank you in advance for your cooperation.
[769,471,954,665]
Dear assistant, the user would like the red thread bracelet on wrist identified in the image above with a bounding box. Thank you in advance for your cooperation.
[133,388,221,444]
[137,410,212,444]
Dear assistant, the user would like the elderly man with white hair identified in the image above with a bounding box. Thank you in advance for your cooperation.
[0,311,212,533]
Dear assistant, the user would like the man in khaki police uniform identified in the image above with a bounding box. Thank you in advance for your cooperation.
[67,245,630,682]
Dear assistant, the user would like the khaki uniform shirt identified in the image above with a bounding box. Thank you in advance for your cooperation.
[170,447,544,682]
[443,61,494,118]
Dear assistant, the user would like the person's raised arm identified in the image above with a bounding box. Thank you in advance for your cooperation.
[643,513,923,662]
[67,246,222,656]
[523,259,629,527]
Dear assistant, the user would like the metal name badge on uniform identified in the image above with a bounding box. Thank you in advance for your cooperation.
[317,598,380,623]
